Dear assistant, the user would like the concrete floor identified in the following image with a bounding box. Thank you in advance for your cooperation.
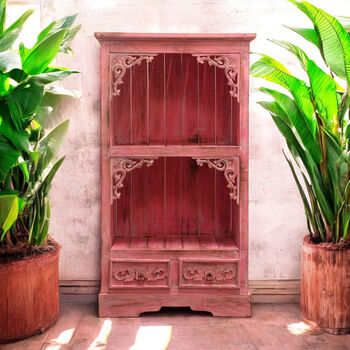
[1,303,349,350]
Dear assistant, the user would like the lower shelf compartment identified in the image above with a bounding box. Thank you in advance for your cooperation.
[112,235,238,251]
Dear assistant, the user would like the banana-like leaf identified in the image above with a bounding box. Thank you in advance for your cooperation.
[22,29,67,75]
[41,156,65,197]
[272,40,339,132]
[0,9,34,52]
[6,81,44,129]
[288,0,350,85]
[283,150,315,236]
[284,26,320,47]
[29,69,79,85]
[0,0,5,35]
[0,190,19,240]
[0,136,20,181]
[36,120,69,175]
[259,87,321,164]
[0,52,21,72]
[251,54,317,142]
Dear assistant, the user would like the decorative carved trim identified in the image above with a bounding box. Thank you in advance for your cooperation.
[113,267,168,283]
[183,265,236,283]
[194,158,239,204]
[111,158,156,202]
[111,54,157,96]
[192,54,240,100]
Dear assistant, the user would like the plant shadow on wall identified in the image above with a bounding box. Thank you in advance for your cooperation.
[0,0,80,343]
[251,0,350,335]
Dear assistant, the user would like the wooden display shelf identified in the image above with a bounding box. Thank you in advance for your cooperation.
[96,32,255,317]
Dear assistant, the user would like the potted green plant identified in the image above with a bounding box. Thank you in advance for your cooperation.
[251,0,350,334]
[0,0,80,342]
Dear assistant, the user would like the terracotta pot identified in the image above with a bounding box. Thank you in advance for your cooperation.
[0,242,60,343]
[301,235,350,334]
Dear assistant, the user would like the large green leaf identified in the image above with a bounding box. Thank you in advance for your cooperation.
[0,0,5,35]
[29,69,79,85]
[0,52,21,72]
[284,26,320,47]
[251,54,317,142]
[288,0,350,85]
[0,190,19,240]
[0,9,34,52]
[0,136,19,181]
[36,120,69,175]
[6,81,44,129]
[259,87,321,164]
[22,29,67,75]
[271,40,339,132]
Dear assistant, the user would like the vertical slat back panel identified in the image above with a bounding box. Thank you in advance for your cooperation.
[215,170,232,236]
[198,165,216,235]
[181,157,199,235]
[149,54,165,144]
[199,61,215,144]
[165,54,182,144]
[215,67,232,145]
[232,98,240,146]
[164,157,182,235]
[113,69,131,145]
[182,54,199,144]
[148,157,165,235]
[131,168,149,236]
[116,173,131,237]
[131,63,148,144]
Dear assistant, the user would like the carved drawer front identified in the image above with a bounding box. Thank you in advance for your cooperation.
[179,259,239,289]
[109,259,170,289]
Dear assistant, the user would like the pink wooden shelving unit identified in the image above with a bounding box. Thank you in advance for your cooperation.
[95,33,255,317]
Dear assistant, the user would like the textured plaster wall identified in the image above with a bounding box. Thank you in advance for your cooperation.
[22,0,347,281]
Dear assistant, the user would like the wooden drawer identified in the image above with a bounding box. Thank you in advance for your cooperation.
[109,259,170,289]
[179,259,239,289]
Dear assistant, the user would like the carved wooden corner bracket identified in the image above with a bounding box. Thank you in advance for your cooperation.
[193,158,240,204]
[111,54,158,96]
[110,158,157,203]
[192,54,240,101]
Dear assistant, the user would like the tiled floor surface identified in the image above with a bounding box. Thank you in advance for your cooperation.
[1,303,349,350]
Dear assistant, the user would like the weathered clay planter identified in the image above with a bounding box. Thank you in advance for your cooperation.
[0,242,60,343]
[301,235,350,334]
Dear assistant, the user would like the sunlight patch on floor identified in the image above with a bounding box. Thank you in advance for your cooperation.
[130,326,173,350]
[89,319,113,349]
[287,321,312,335]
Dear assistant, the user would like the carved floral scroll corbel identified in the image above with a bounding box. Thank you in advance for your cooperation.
[193,158,240,204]
[110,158,156,203]
[111,54,158,96]
[192,54,240,101]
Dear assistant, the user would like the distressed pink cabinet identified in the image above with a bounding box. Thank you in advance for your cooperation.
[95,33,255,317]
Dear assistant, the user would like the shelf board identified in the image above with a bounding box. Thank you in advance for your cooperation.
[107,145,241,158]
[112,235,239,251]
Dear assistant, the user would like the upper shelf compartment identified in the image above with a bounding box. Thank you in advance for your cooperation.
[109,53,241,147]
